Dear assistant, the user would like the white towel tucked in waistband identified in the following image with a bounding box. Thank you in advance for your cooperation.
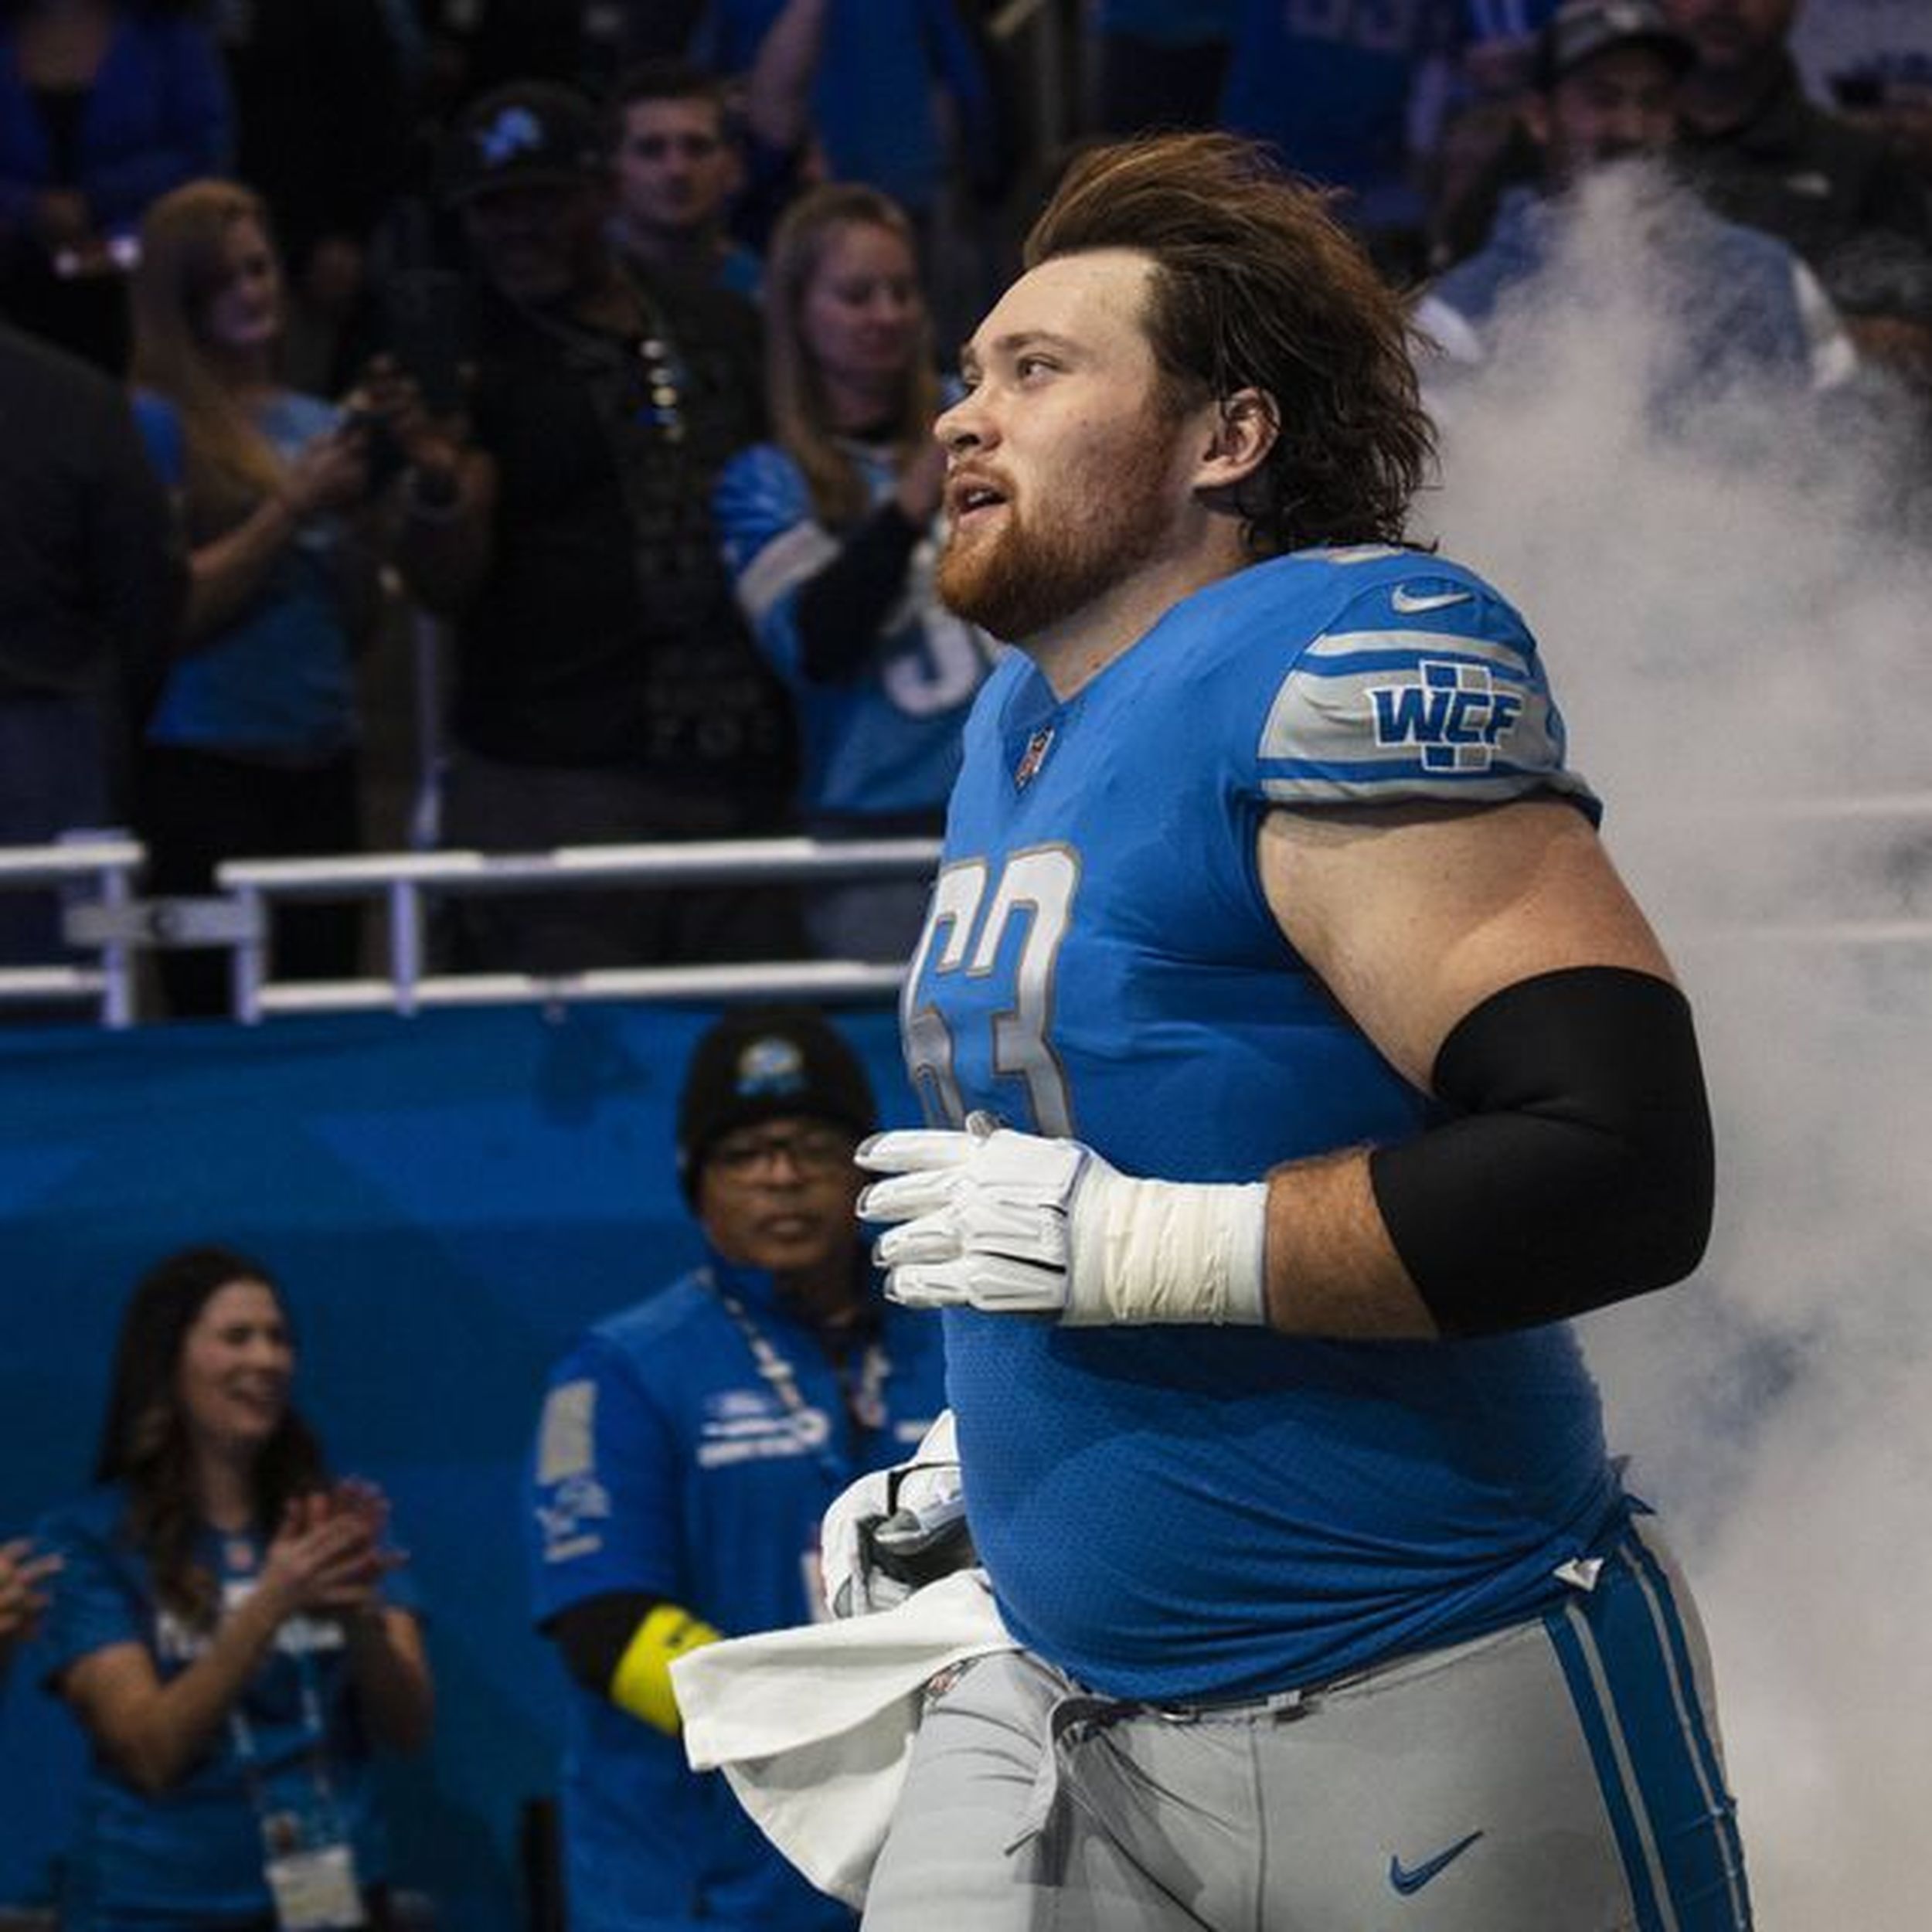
[672,1568,1014,1906]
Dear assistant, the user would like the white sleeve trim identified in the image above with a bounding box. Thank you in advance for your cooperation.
[736,519,843,624]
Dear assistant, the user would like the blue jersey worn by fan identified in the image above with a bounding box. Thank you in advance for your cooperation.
[716,436,995,824]
[906,545,1614,1699]
[36,1485,414,1923]
[690,0,1000,219]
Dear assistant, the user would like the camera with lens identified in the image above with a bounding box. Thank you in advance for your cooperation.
[342,404,409,495]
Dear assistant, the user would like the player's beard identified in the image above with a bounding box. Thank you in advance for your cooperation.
[936,410,1182,645]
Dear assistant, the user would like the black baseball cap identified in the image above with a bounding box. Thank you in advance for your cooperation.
[676,1008,876,1199]
[440,80,608,206]
[1537,0,1695,89]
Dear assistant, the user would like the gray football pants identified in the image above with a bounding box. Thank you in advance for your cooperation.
[861,1522,1750,1930]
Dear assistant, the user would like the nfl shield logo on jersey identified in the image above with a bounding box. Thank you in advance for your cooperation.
[1013,726,1056,791]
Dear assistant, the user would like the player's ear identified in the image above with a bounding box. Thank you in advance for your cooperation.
[1196,387,1277,491]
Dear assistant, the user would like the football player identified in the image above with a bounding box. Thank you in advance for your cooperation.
[844,131,1751,1930]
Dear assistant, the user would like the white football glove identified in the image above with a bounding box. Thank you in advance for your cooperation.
[857,1114,1270,1327]
[820,1410,971,1618]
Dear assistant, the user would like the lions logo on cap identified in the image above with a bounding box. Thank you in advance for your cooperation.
[475,104,544,169]
[735,1036,808,1100]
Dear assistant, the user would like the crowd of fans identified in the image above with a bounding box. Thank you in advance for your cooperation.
[5,2,1932,1920]
[2,0,1930,1012]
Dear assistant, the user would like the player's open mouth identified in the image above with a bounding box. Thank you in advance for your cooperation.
[948,478,1007,526]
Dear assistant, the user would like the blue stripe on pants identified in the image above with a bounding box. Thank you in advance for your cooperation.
[1544,1530,1753,1930]
[1544,1603,1672,1930]
[1623,1529,1754,1927]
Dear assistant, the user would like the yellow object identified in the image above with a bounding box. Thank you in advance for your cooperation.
[610,1603,723,1735]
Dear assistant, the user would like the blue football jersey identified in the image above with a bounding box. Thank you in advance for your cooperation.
[900,546,1622,1701]
[714,438,998,821]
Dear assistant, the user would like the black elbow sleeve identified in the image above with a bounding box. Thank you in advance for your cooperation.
[1368,966,1714,1337]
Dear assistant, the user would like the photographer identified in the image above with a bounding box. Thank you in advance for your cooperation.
[127,177,389,1018]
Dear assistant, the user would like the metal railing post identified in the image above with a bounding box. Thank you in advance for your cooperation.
[99,855,135,1028]
[230,884,266,1024]
[390,879,423,1016]
[0,836,146,1022]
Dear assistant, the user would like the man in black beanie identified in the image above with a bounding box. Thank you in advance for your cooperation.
[524,1007,947,1932]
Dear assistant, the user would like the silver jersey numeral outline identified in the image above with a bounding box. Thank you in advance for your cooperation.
[900,846,1079,1134]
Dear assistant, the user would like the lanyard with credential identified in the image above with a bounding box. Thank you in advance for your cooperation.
[224,1582,369,1929]
[226,1617,347,1855]
[700,1268,892,1485]
[206,1533,342,1840]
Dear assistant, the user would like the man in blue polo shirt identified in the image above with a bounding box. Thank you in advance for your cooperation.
[526,1007,946,1932]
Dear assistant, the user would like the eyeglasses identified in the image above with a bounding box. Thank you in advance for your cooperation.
[706,1124,856,1182]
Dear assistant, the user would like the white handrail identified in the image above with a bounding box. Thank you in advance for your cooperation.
[7,791,1929,1028]
[216,836,944,893]
[245,961,910,1019]
[0,838,144,1026]
[0,836,145,880]
[216,837,944,1022]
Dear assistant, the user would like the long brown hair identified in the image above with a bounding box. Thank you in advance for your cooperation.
[129,179,290,540]
[764,183,940,529]
[1023,133,1435,556]
[95,1245,326,1628]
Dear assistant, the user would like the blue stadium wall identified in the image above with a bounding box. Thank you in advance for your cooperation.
[0,1001,917,1928]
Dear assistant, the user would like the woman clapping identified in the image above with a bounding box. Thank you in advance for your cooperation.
[37,1244,432,1930]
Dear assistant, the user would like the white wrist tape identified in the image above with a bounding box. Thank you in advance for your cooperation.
[859,1121,1272,1328]
[1066,1168,1271,1327]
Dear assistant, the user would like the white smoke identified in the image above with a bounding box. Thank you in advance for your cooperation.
[1416,167,1932,1927]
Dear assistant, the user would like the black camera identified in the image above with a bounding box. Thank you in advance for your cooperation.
[342,406,408,495]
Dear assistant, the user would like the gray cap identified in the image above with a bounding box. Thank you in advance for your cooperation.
[1537,0,1696,88]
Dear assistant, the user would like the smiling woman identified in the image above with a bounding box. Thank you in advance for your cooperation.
[128,179,386,1018]
[713,184,1000,964]
[32,1245,434,1930]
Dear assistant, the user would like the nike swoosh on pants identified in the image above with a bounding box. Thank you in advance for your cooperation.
[1388,1828,1485,1895]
